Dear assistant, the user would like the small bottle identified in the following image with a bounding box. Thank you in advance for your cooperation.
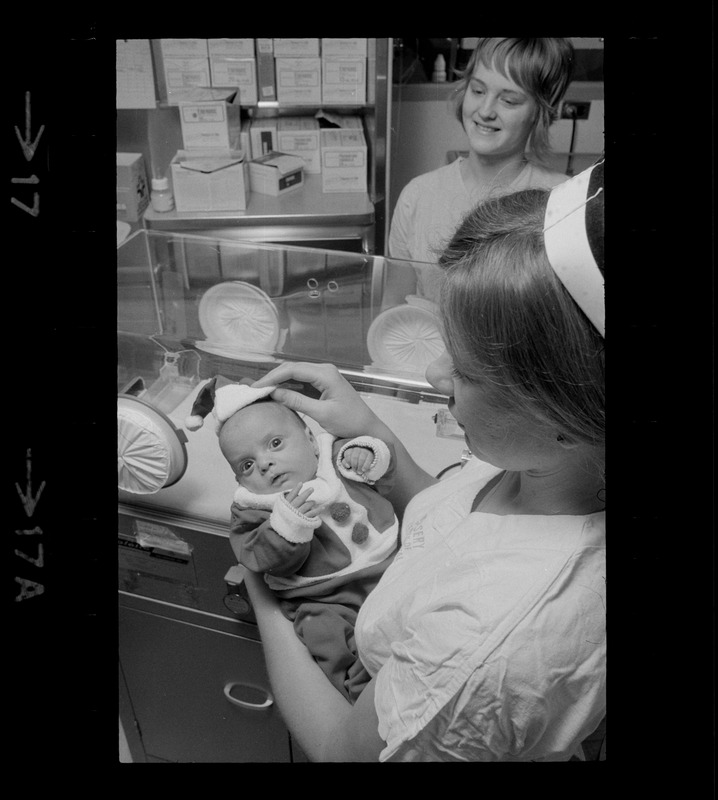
[150,177,174,212]
[432,54,446,83]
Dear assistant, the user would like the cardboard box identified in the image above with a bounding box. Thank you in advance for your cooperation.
[255,38,277,101]
[322,56,366,105]
[171,149,249,212]
[238,118,252,159]
[320,120,367,193]
[163,57,211,90]
[177,89,240,149]
[321,38,367,57]
[116,152,149,221]
[277,116,321,174]
[249,117,278,159]
[207,38,254,58]
[209,57,258,105]
[273,38,319,57]
[276,57,321,105]
[160,39,208,58]
[249,152,304,196]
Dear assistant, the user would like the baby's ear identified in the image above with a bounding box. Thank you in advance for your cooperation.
[306,427,320,456]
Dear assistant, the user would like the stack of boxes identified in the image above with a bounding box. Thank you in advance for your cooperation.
[321,38,367,105]
[208,39,258,106]
[156,38,371,197]
[319,116,367,193]
[160,39,211,91]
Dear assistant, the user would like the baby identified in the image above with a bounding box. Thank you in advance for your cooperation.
[185,375,399,703]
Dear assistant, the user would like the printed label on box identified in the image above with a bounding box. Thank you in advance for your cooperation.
[321,38,368,56]
[164,58,211,89]
[324,59,366,84]
[208,38,254,57]
[210,58,255,85]
[181,104,227,123]
[279,65,320,87]
[324,150,366,168]
[160,39,208,58]
[273,38,320,56]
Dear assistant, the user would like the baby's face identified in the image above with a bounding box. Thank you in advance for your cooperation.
[219,402,318,494]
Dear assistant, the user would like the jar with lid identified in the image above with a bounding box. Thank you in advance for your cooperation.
[150,177,174,212]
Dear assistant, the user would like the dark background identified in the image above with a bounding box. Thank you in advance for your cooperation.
[5,16,713,788]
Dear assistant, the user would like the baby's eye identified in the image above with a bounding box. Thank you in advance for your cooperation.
[240,459,254,474]
[269,437,282,449]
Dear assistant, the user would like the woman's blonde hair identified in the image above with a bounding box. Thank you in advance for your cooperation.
[452,38,575,164]
[439,188,604,448]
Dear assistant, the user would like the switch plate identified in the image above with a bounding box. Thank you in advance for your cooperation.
[560,101,591,120]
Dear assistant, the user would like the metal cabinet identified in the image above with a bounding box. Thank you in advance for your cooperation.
[118,509,308,763]
[119,604,293,763]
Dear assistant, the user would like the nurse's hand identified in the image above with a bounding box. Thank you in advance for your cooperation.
[253,362,385,440]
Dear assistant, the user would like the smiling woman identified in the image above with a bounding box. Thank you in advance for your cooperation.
[387,37,575,305]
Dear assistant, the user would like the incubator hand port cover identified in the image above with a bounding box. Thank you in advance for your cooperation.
[197,281,280,359]
[118,395,189,495]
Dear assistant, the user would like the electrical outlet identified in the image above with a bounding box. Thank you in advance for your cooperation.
[560,101,591,120]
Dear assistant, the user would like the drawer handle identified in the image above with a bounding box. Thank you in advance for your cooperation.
[223,681,274,710]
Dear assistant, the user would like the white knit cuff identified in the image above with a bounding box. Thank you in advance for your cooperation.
[336,437,391,485]
[269,493,321,544]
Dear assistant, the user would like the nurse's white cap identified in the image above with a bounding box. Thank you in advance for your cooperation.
[543,157,605,338]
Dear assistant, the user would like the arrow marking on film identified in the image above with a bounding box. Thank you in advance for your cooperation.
[15,91,45,161]
[16,449,46,517]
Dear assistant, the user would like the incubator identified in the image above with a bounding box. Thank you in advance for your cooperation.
[117,230,467,762]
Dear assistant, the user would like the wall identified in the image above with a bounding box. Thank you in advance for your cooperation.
[388,81,604,228]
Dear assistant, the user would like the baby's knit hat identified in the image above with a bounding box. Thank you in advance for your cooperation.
[184,376,276,433]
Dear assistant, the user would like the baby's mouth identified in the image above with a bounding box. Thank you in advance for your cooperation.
[270,472,286,486]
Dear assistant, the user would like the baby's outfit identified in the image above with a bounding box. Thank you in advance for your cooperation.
[229,431,398,702]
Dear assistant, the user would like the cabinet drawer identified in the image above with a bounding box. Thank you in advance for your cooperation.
[120,607,291,762]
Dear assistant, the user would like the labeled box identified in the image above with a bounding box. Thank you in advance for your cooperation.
[249,117,278,159]
[163,57,211,90]
[209,57,257,105]
[249,152,304,196]
[255,38,276,101]
[321,38,367,57]
[322,56,366,105]
[273,38,320,57]
[116,152,150,221]
[176,89,240,149]
[160,39,209,58]
[170,149,250,212]
[277,116,321,174]
[207,38,254,58]
[276,57,321,105]
[320,120,367,193]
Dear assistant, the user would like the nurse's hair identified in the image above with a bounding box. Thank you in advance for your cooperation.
[452,38,574,163]
[438,188,604,448]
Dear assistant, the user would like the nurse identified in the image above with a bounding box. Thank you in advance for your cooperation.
[387,37,574,305]
[246,159,605,762]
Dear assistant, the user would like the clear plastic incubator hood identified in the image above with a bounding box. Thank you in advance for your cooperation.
[117,230,467,522]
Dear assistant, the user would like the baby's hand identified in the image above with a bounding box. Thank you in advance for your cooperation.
[284,483,320,518]
[341,446,374,476]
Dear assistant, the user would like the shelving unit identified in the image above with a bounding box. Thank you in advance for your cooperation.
[117,38,392,254]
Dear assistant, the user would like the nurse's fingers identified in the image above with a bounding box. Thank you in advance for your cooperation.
[253,361,342,392]
[269,386,325,418]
